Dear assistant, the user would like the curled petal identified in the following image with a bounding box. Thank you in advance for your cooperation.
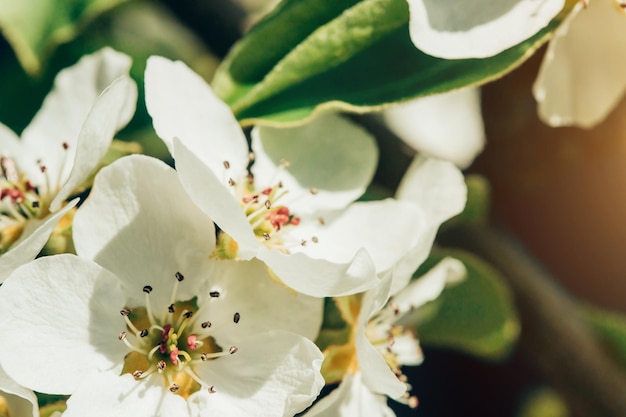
[51,75,137,211]
[258,247,378,297]
[407,0,565,59]
[22,48,133,190]
[533,0,626,128]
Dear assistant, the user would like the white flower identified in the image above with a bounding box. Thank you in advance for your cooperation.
[0,155,325,417]
[308,258,466,417]
[145,56,431,298]
[406,0,565,59]
[0,47,137,279]
[533,0,626,128]
[380,88,486,169]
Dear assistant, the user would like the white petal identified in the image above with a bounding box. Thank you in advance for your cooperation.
[533,1,626,128]
[353,321,407,398]
[50,75,138,211]
[258,246,379,297]
[21,48,133,189]
[73,155,216,311]
[381,88,485,168]
[251,112,378,213]
[0,255,126,394]
[396,156,467,227]
[145,56,249,175]
[407,0,564,59]
[0,198,78,282]
[64,372,189,417]
[393,154,465,290]
[173,138,258,260]
[392,257,466,317]
[192,331,324,417]
[0,364,38,417]
[194,259,323,342]
[294,199,427,274]
[356,277,407,399]
[306,373,396,417]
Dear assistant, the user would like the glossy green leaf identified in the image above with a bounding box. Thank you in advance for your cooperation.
[413,248,520,360]
[0,0,131,75]
[214,0,573,127]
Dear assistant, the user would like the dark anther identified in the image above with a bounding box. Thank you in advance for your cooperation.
[140,329,149,337]
[143,285,153,294]
[168,304,175,313]
[169,384,180,393]
[223,160,230,169]
[175,271,184,282]
[201,321,212,329]
[120,309,131,316]
[62,142,69,150]
[233,312,240,323]
[183,311,193,319]
[209,291,220,298]
[229,346,238,354]
[208,385,216,393]
[32,201,40,208]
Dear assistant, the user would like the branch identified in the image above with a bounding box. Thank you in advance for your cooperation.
[440,224,626,417]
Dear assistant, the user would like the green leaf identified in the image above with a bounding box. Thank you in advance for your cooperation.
[582,304,626,372]
[0,0,132,75]
[413,248,520,360]
[214,0,573,126]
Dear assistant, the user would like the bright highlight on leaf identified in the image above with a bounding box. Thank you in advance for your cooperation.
[0,0,132,75]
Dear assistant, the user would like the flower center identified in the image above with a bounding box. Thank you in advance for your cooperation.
[241,181,301,244]
[118,272,240,398]
[0,142,71,254]
[0,157,46,253]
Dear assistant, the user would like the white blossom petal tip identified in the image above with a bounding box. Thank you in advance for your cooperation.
[381,88,485,168]
[407,0,565,59]
[533,0,626,128]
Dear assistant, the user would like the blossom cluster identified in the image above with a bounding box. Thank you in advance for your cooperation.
[0,0,601,414]
[0,48,468,417]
